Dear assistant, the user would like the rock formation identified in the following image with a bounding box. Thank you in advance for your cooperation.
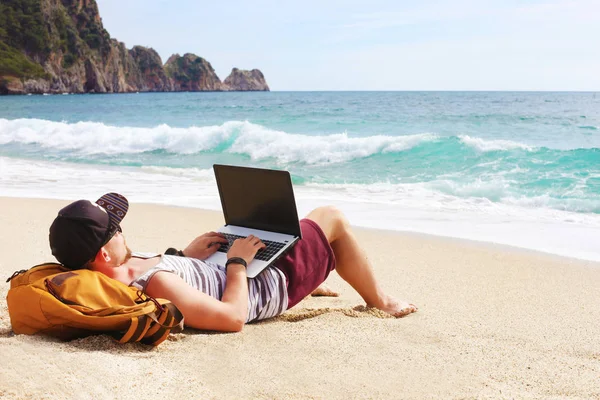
[0,0,269,94]
[223,68,269,91]
[164,54,222,92]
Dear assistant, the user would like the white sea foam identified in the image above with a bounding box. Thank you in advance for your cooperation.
[0,118,437,165]
[1,156,599,261]
[302,180,600,220]
[140,166,215,180]
[459,134,534,152]
[0,118,237,155]
[0,118,552,166]
[429,178,513,203]
[0,156,221,208]
[229,127,438,164]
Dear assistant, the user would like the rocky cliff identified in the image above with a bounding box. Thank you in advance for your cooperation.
[223,68,269,91]
[128,46,173,92]
[164,53,222,92]
[0,0,269,94]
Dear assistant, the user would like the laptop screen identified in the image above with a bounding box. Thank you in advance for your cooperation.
[214,165,302,237]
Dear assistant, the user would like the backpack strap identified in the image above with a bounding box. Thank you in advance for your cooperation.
[141,302,184,346]
[6,269,28,283]
[116,315,154,344]
[115,302,184,346]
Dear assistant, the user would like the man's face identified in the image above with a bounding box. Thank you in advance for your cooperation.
[104,230,132,267]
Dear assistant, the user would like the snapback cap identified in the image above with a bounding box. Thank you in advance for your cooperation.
[49,193,129,269]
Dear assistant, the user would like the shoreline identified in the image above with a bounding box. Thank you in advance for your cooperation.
[1,196,600,398]
[2,194,599,266]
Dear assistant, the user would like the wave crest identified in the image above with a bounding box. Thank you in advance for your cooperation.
[2,118,592,166]
[0,118,441,165]
[458,135,534,152]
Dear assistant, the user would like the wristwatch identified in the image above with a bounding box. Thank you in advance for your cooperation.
[165,247,185,257]
[225,257,247,269]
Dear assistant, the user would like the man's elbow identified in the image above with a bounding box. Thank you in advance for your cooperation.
[184,306,246,332]
[221,306,247,332]
[224,316,246,332]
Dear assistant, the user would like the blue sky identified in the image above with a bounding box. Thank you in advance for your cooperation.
[96,0,600,91]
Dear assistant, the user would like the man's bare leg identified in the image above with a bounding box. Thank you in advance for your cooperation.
[306,206,417,317]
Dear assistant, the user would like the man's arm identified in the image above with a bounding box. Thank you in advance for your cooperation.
[144,270,248,332]
[145,234,265,332]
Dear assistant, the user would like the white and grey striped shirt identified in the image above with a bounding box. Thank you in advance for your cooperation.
[130,254,289,322]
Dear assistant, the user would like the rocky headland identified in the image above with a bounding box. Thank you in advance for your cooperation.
[0,0,269,94]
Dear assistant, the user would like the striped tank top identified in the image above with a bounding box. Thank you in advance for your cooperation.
[130,254,289,323]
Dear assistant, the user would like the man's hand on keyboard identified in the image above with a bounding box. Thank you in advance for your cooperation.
[183,231,229,260]
[227,235,267,266]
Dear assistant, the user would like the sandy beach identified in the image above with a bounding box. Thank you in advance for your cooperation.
[1,196,599,399]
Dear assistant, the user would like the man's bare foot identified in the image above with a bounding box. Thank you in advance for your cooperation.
[311,283,340,297]
[371,296,417,318]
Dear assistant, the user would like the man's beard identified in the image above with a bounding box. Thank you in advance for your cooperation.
[123,246,132,264]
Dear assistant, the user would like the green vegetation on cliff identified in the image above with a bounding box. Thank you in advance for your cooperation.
[0,0,49,78]
[52,9,80,68]
[0,0,49,57]
[51,0,112,66]
[68,1,111,55]
[0,41,47,78]
[0,0,113,77]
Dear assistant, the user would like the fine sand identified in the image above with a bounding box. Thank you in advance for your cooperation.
[1,196,599,399]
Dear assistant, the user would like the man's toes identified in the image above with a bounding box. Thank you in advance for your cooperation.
[393,303,418,318]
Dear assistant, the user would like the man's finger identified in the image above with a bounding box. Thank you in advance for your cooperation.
[207,232,226,238]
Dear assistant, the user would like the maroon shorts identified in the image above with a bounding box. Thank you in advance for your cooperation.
[274,218,336,309]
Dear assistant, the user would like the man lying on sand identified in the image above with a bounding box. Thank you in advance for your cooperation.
[49,193,417,332]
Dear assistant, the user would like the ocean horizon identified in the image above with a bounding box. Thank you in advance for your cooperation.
[1,91,599,261]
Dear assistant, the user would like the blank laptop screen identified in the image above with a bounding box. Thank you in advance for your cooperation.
[214,165,302,237]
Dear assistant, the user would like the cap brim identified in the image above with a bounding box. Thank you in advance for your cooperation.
[95,193,129,231]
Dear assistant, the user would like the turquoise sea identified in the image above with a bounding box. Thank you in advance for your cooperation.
[1,92,599,260]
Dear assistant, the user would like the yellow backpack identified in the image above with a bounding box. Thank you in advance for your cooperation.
[6,263,184,346]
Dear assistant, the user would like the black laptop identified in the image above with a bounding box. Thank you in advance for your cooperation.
[204,164,302,278]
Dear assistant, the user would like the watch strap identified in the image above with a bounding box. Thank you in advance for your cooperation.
[225,257,247,269]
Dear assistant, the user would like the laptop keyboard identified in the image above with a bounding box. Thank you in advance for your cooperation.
[216,233,287,262]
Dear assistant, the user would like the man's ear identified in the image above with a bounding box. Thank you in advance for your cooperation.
[99,247,111,263]
[88,247,110,270]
